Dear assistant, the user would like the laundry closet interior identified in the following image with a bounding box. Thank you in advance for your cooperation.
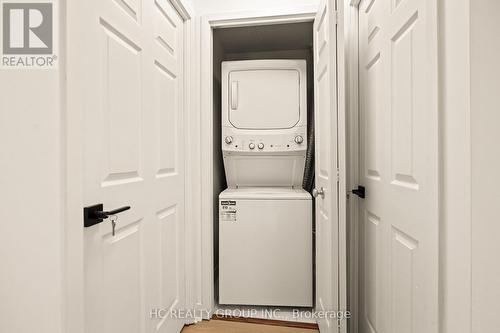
[210,21,316,311]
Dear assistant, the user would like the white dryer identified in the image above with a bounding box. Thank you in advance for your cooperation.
[221,59,308,188]
[219,60,312,307]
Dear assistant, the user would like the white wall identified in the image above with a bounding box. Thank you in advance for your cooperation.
[470,1,500,332]
[0,73,64,333]
[438,0,472,332]
[440,0,500,332]
[0,5,65,333]
[192,0,319,15]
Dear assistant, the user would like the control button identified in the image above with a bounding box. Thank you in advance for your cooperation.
[224,136,233,144]
[294,135,304,144]
[258,143,264,150]
[249,143,255,150]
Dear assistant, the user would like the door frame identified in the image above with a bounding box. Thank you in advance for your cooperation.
[64,1,194,332]
[195,4,351,323]
[197,6,317,318]
[344,1,360,333]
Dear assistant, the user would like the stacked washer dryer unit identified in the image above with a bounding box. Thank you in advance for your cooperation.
[219,59,312,307]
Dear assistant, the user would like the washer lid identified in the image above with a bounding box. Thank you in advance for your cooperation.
[220,187,311,200]
[228,69,301,130]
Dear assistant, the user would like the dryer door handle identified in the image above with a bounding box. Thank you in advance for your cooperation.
[231,81,238,110]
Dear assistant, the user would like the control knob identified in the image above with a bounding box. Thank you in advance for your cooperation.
[249,143,255,150]
[294,135,304,144]
[224,136,233,144]
[258,143,264,150]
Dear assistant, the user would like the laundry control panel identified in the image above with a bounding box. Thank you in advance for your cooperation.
[222,128,307,153]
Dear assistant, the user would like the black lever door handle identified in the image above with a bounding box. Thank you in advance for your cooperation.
[84,204,131,228]
[94,206,131,219]
[352,185,366,199]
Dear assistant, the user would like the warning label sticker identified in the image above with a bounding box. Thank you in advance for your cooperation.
[220,200,237,222]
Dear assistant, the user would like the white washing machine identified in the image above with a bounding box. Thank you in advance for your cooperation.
[219,188,312,306]
[219,60,312,307]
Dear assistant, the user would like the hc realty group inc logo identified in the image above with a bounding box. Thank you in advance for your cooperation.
[1,0,58,68]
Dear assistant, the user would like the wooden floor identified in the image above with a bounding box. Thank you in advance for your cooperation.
[181,320,319,333]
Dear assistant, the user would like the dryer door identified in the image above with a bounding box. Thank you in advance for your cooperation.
[228,69,301,129]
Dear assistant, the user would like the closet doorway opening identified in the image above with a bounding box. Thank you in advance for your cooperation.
[198,9,323,325]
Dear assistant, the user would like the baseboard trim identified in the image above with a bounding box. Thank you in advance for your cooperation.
[212,315,319,330]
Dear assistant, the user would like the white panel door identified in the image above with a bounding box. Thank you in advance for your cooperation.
[358,0,438,332]
[314,0,346,332]
[79,0,185,332]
